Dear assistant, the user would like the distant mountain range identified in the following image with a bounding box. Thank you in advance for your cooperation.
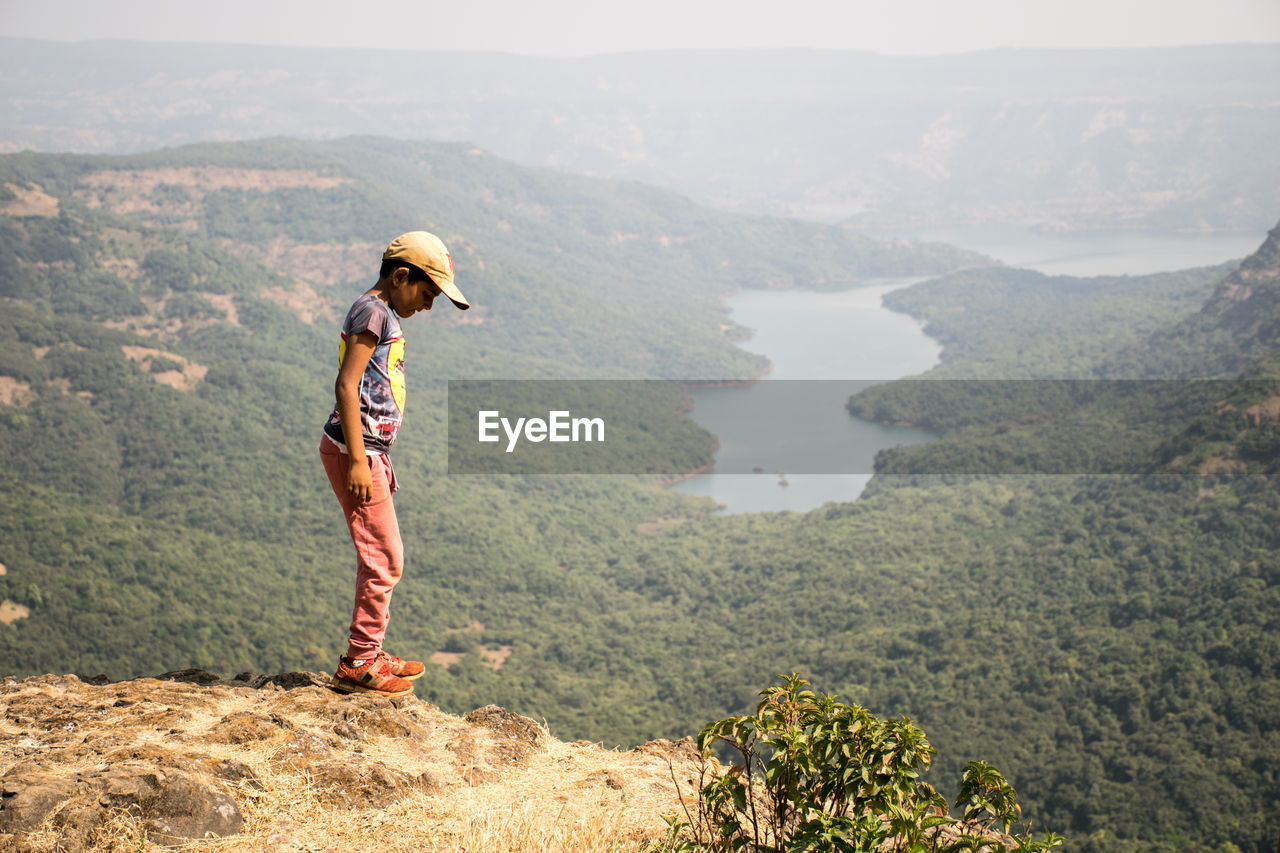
[3,39,1277,231]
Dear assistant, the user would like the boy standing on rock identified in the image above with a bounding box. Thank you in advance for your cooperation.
[320,231,470,697]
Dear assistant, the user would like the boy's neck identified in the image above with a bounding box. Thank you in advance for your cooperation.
[367,279,393,306]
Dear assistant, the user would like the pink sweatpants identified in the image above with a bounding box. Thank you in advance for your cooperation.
[320,436,404,660]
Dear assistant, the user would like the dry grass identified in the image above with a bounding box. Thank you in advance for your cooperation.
[236,779,643,851]
[2,183,59,217]
[0,675,697,853]
[138,734,679,853]
[79,167,348,199]
[378,738,662,841]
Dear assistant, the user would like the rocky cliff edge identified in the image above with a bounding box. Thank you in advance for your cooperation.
[0,669,701,852]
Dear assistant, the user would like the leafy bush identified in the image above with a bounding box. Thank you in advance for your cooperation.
[164,292,225,321]
[142,247,199,292]
[663,674,1062,853]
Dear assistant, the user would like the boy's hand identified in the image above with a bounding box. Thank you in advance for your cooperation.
[347,458,373,503]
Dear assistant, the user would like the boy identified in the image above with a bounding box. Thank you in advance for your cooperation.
[320,231,470,697]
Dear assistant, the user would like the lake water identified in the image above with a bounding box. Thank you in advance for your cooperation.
[674,279,940,513]
[675,226,1268,514]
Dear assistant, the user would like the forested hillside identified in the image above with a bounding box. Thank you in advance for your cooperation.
[0,135,977,693]
[876,222,1280,381]
[845,227,1280,852]
[876,264,1236,378]
[1,139,1277,853]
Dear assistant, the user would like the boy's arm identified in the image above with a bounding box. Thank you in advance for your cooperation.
[334,330,379,503]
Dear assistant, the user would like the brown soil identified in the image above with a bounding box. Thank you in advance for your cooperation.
[74,167,350,227]
[203,293,241,326]
[0,600,30,624]
[1244,395,1280,425]
[480,646,514,672]
[1,183,59,217]
[80,166,348,196]
[1199,454,1247,476]
[261,282,332,325]
[637,516,697,534]
[120,346,208,391]
[227,236,382,288]
[0,377,34,408]
[45,378,94,402]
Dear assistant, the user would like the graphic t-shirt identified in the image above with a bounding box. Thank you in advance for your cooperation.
[323,294,405,454]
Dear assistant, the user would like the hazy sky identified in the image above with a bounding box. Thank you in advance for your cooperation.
[1,0,1278,56]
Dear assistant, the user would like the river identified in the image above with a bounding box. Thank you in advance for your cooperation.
[674,226,1268,514]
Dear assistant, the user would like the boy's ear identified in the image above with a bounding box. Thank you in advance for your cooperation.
[390,266,410,287]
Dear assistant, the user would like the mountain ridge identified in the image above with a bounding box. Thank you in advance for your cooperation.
[4,40,1276,230]
[1109,220,1280,378]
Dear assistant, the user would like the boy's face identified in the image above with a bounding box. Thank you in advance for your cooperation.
[390,269,443,318]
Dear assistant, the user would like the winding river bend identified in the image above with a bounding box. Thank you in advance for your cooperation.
[675,227,1268,514]
[674,278,939,514]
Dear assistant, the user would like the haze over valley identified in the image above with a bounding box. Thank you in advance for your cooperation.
[2,40,1277,232]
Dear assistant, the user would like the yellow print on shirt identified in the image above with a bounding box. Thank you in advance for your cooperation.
[388,338,406,414]
[336,333,405,415]
[334,326,406,446]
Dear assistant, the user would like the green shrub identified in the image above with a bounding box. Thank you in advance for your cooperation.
[164,292,225,321]
[662,674,1062,853]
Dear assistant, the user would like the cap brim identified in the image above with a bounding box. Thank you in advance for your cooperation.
[438,279,469,310]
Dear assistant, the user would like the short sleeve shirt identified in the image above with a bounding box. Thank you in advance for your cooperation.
[323,294,405,454]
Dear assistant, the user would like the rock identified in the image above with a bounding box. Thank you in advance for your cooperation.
[350,707,422,739]
[305,759,429,807]
[101,745,178,764]
[288,689,430,740]
[270,728,338,771]
[463,704,546,763]
[187,755,265,791]
[0,763,243,848]
[332,720,364,740]
[129,768,244,845]
[3,669,620,849]
[445,732,500,785]
[154,668,225,685]
[275,688,437,750]
[237,671,331,690]
[634,736,701,763]
[206,711,291,744]
[0,769,80,834]
[588,769,628,790]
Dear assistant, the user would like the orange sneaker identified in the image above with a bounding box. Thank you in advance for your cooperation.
[331,652,413,697]
[382,652,425,681]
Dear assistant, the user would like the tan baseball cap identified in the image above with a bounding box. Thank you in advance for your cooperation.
[383,231,470,310]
